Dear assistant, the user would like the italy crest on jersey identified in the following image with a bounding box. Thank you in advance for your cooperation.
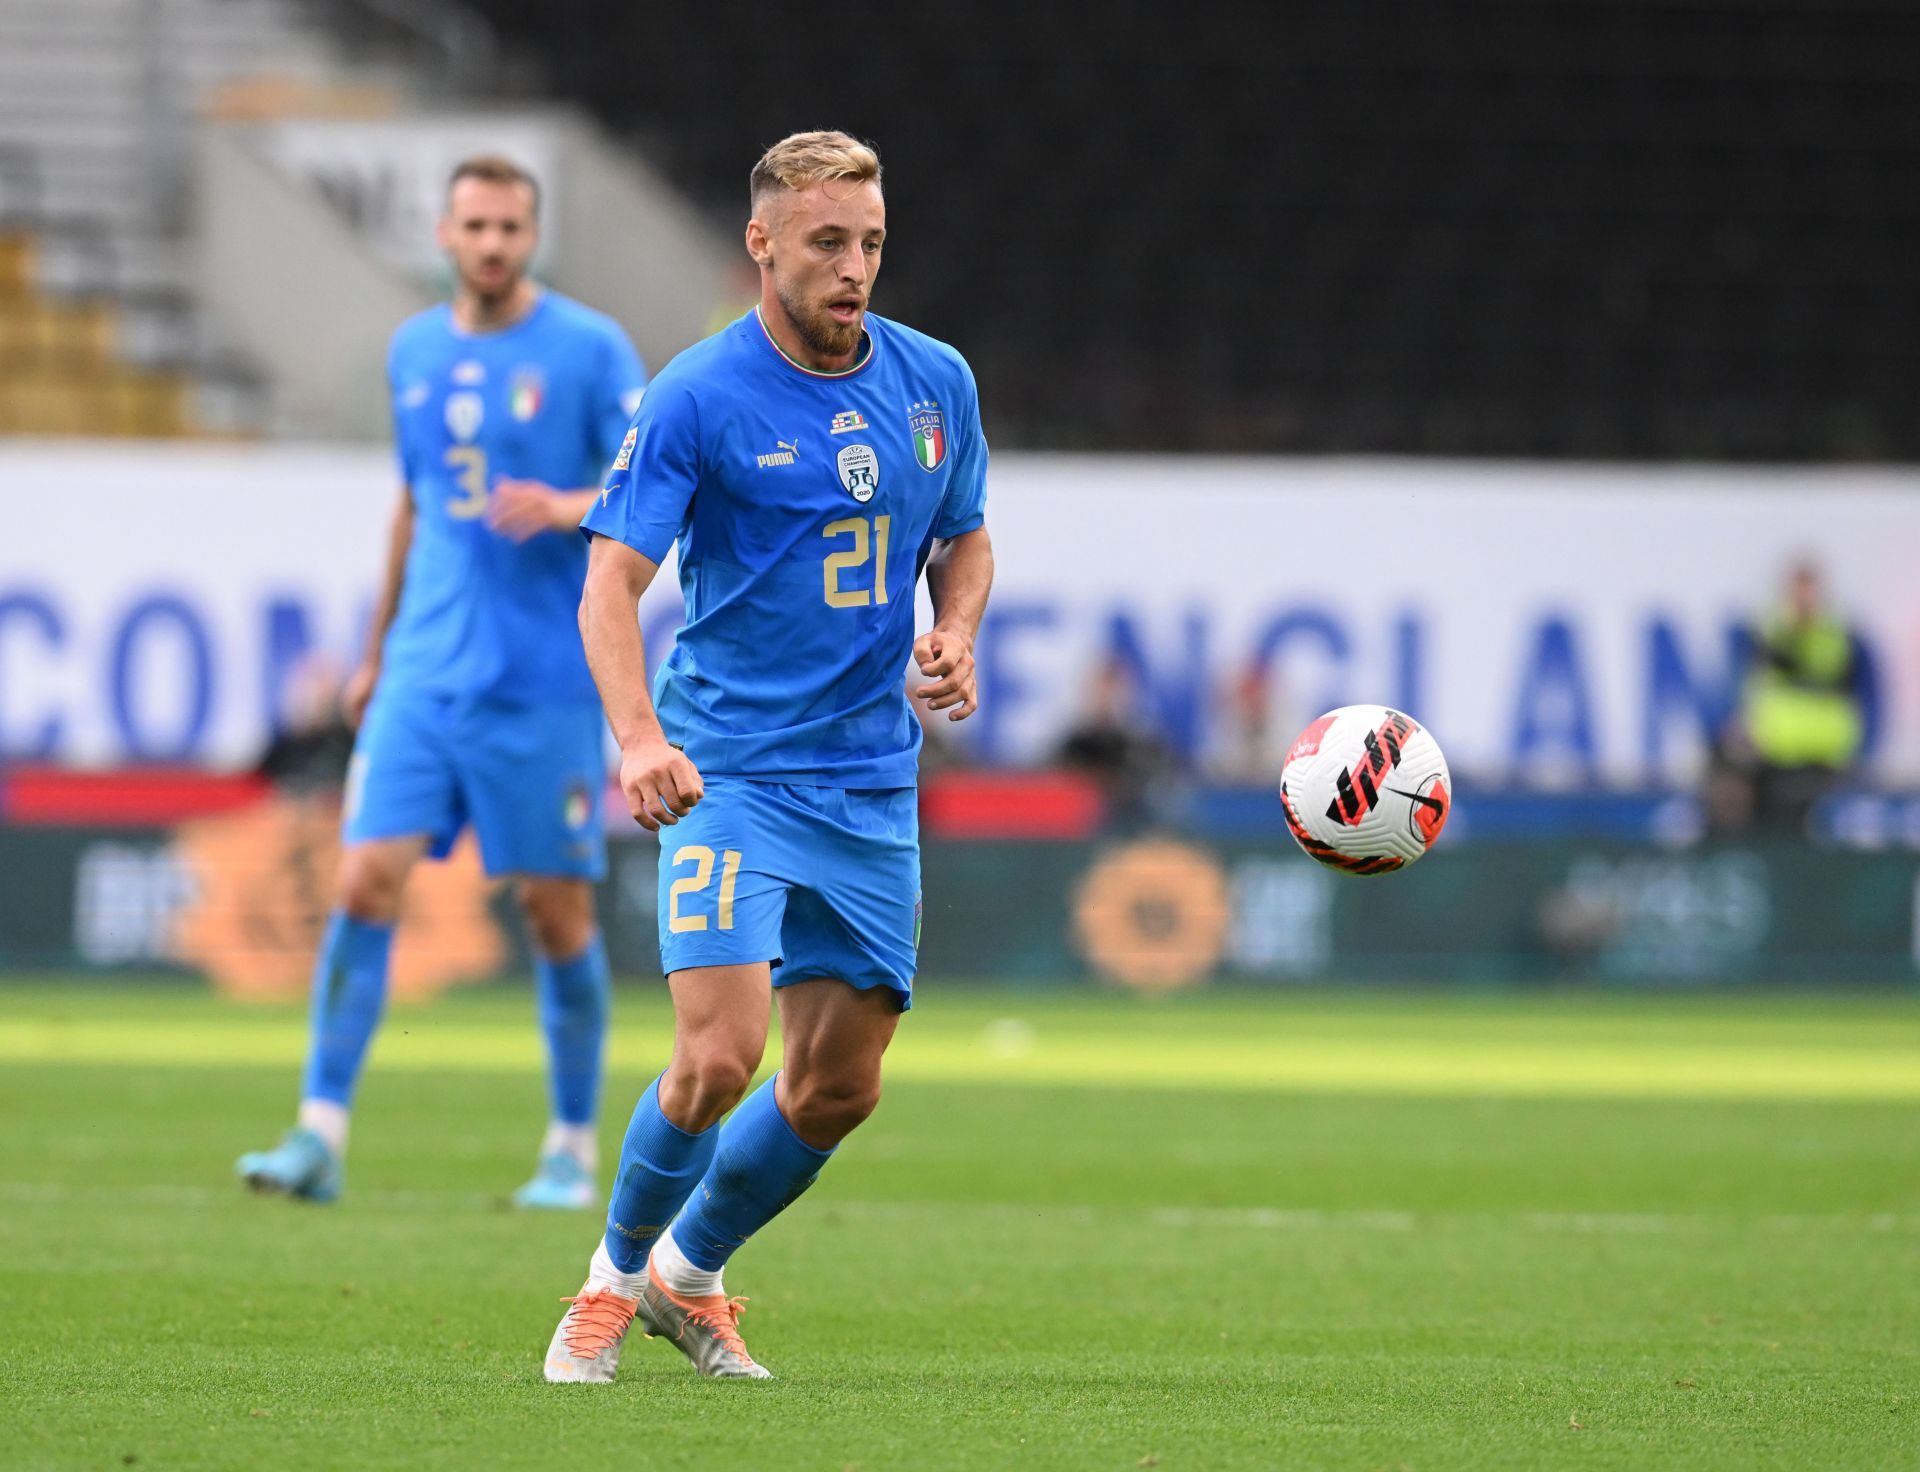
[510,366,544,421]
[908,401,946,471]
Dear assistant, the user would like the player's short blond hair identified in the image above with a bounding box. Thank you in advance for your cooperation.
[749,131,882,215]
[447,154,540,216]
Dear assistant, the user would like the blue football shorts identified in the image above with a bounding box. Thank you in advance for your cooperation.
[655,777,921,1009]
[344,687,607,880]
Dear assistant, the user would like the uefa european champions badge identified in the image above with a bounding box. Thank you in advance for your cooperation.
[445,390,484,442]
[908,401,946,471]
[837,443,880,503]
[510,366,544,421]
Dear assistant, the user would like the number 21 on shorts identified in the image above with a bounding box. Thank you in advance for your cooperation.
[668,845,743,932]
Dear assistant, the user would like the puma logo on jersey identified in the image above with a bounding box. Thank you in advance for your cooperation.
[756,438,801,468]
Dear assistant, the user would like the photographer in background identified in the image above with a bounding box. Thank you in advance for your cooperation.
[254,655,355,800]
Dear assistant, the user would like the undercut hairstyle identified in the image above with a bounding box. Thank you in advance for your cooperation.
[749,131,882,215]
[446,154,540,215]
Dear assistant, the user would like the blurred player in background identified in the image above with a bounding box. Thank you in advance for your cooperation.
[542,131,994,1381]
[236,156,647,1209]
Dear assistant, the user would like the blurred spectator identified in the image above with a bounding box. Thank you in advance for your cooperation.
[1053,654,1176,830]
[1721,560,1867,833]
[1210,660,1278,785]
[255,655,354,798]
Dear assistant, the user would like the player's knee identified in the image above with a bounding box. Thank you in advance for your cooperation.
[519,880,595,958]
[784,1070,883,1145]
[335,850,408,923]
[666,1049,759,1131]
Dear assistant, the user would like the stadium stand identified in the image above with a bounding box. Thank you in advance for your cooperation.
[0,0,350,435]
[0,224,192,436]
[4,0,1913,456]
[451,0,1920,459]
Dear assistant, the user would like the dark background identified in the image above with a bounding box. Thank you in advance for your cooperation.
[456,0,1920,458]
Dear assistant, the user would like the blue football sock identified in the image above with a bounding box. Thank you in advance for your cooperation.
[300,912,394,1107]
[535,933,610,1128]
[603,1074,720,1273]
[669,1073,835,1273]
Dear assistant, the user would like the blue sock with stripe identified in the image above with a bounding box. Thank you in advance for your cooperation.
[300,911,394,1106]
[667,1074,834,1272]
[535,933,610,1128]
[603,1074,719,1273]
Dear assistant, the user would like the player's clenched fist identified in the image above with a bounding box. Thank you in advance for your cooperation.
[341,659,381,730]
[912,628,978,721]
[619,735,704,831]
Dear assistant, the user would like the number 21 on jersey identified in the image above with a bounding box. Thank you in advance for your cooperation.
[823,515,890,608]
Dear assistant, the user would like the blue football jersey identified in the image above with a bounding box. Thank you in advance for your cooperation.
[384,291,646,704]
[582,309,989,788]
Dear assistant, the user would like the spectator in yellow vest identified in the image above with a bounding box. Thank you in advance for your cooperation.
[1737,560,1865,831]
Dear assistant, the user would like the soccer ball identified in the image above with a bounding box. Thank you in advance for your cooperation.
[1279,705,1451,875]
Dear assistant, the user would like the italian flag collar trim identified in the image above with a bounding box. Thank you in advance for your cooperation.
[754,304,875,378]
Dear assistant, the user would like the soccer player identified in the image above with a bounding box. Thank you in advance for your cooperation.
[541,131,993,1381]
[236,156,647,1209]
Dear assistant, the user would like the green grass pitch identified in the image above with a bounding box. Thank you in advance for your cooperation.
[1,981,1916,1471]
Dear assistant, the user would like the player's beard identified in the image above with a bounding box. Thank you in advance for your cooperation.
[463,257,522,310]
[778,279,864,360]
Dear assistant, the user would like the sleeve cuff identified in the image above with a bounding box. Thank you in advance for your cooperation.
[580,514,673,564]
[931,512,986,540]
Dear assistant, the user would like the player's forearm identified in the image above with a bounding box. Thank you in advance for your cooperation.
[926,526,994,641]
[550,489,601,529]
[580,550,667,749]
[362,495,415,663]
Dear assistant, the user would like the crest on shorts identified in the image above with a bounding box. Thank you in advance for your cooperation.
[908,400,945,472]
[563,781,594,831]
[836,443,880,503]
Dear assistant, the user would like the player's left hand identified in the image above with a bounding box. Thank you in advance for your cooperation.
[912,628,977,722]
[488,479,570,541]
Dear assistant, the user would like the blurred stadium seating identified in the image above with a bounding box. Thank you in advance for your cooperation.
[7,0,1918,453]
[0,0,342,433]
[456,0,1920,457]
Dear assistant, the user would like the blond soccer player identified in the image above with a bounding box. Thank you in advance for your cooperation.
[543,131,994,1380]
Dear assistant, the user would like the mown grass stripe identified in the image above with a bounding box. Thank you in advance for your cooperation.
[3,1016,1917,1099]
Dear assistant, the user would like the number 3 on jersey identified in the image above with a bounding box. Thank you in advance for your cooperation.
[444,446,489,519]
[823,515,890,608]
[668,845,743,933]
